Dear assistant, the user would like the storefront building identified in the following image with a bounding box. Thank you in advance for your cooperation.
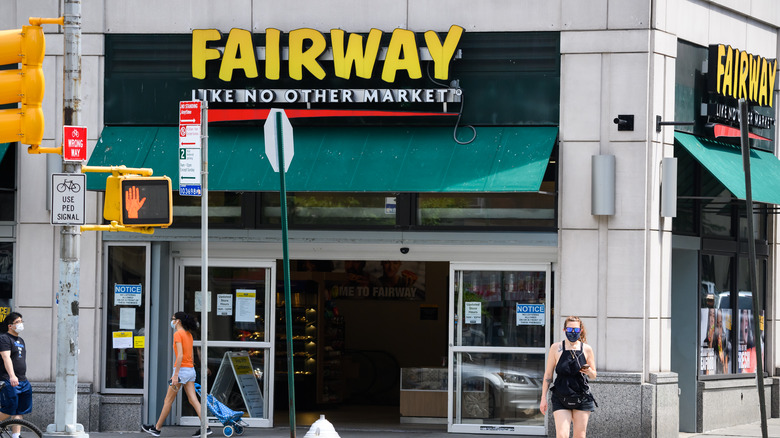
[2,1,779,436]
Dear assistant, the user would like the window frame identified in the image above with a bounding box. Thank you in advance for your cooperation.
[101,242,151,394]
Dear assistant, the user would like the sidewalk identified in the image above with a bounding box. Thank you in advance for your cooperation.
[91,425,492,438]
[84,417,780,438]
[679,417,780,437]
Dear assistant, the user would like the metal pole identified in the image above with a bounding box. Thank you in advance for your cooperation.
[200,100,209,438]
[738,98,768,438]
[46,1,87,436]
[277,111,296,438]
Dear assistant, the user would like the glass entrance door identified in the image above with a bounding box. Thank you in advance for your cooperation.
[176,259,276,428]
[448,264,549,435]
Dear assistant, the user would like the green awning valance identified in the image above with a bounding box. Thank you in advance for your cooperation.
[87,126,557,192]
[675,131,780,205]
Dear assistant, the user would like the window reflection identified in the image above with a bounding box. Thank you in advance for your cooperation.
[419,184,555,228]
[456,271,546,348]
[262,192,396,226]
[455,352,545,425]
[183,267,267,343]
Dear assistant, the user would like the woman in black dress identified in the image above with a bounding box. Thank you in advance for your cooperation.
[539,315,597,437]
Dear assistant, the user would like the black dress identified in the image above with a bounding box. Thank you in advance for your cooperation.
[550,341,596,412]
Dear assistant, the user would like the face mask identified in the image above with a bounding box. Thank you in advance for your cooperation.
[565,330,579,343]
[170,320,177,329]
[14,323,23,333]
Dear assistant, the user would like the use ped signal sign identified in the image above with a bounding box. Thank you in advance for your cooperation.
[63,125,87,161]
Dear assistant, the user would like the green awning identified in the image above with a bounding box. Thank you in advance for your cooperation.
[675,131,780,205]
[87,126,557,192]
[0,143,10,162]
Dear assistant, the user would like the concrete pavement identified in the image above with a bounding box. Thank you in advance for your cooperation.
[679,417,780,437]
[83,417,780,438]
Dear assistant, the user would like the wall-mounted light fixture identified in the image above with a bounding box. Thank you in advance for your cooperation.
[613,115,634,131]
[661,157,677,218]
[592,154,615,216]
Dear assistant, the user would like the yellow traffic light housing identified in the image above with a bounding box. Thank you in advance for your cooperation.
[0,18,61,146]
[104,175,173,227]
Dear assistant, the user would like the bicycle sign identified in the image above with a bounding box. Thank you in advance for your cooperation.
[56,179,81,193]
[51,173,86,225]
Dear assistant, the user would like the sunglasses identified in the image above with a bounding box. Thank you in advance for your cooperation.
[565,327,581,334]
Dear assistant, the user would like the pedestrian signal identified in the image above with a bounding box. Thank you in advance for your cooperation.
[104,176,172,227]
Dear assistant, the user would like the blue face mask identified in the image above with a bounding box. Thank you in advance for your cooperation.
[565,327,581,343]
[171,320,177,329]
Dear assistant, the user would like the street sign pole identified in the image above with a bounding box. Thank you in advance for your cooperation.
[199,99,209,438]
[277,111,297,438]
[47,0,88,437]
[738,98,768,438]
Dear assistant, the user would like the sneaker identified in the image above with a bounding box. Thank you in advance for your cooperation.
[191,427,212,438]
[141,425,161,436]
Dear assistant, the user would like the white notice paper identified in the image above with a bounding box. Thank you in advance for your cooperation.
[119,307,136,330]
[235,289,256,323]
[217,294,233,316]
[112,331,133,349]
[464,301,482,324]
[195,291,212,312]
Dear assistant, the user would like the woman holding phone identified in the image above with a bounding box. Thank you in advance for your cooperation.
[539,315,598,438]
[142,312,212,438]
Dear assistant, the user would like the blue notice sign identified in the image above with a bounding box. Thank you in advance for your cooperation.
[115,284,143,306]
[516,303,544,326]
[180,184,202,197]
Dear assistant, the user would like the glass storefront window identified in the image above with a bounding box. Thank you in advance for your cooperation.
[0,143,15,223]
[456,270,546,348]
[172,192,244,228]
[181,347,267,419]
[261,192,396,227]
[737,204,767,241]
[418,185,555,228]
[699,254,733,375]
[179,263,273,424]
[182,266,268,342]
[700,169,734,238]
[736,258,766,374]
[104,245,148,390]
[0,243,11,313]
[453,352,545,425]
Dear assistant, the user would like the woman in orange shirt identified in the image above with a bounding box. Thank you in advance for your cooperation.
[142,312,211,438]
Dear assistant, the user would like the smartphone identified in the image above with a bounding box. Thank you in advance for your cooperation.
[167,377,182,386]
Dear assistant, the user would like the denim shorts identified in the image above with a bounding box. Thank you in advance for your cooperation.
[173,367,196,384]
[551,392,597,412]
[0,380,32,416]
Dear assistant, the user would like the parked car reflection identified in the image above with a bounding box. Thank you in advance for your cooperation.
[460,361,542,419]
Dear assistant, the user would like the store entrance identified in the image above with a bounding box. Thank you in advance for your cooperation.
[448,263,549,435]
[274,260,449,427]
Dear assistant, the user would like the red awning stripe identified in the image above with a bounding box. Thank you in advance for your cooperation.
[208,108,458,122]
[713,124,771,141]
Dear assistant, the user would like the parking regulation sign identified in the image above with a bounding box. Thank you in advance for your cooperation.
[179,101,202,196]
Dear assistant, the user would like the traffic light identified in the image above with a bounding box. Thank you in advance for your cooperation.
[0,23,45,145]
[104,175,172,227]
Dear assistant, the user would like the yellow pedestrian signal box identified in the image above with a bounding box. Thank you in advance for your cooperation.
[104,175,172,227]
[0,22,46,146]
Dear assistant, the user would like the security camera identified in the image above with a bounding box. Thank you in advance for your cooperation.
[400,247,410,254]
